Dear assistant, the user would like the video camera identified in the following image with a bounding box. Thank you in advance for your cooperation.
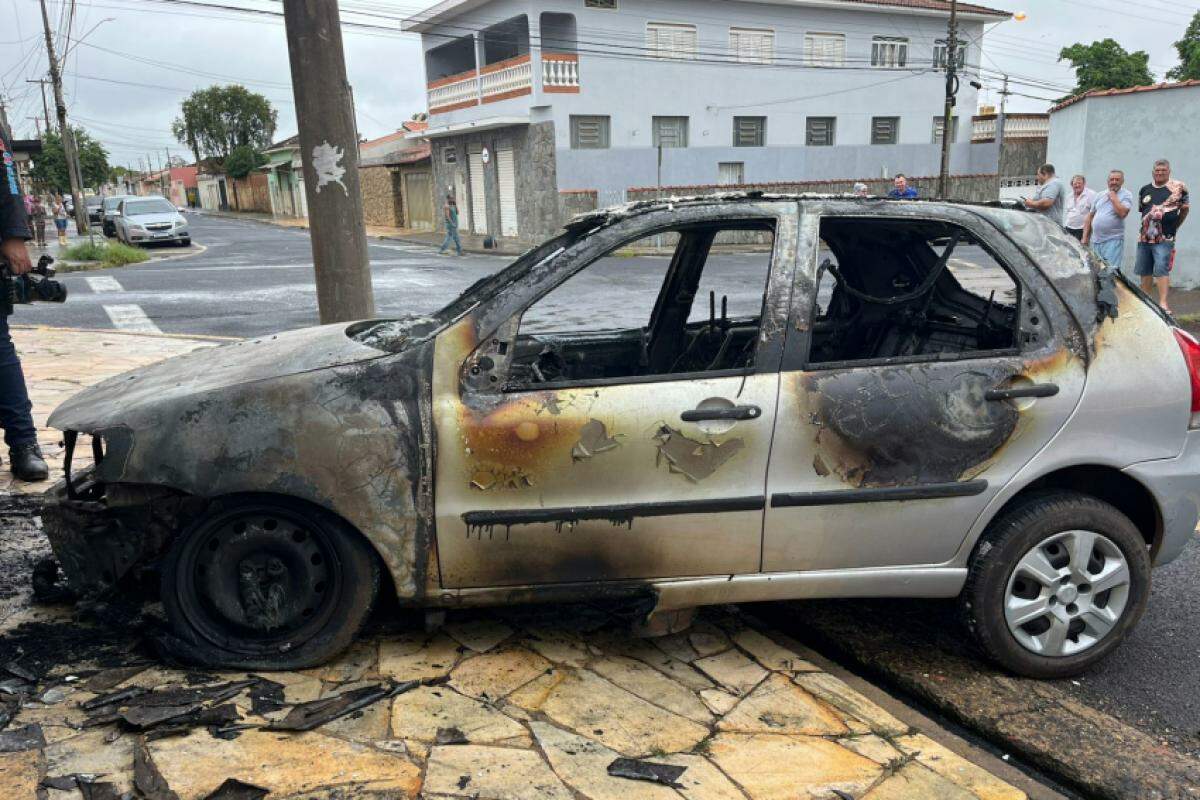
[1,254,68,316]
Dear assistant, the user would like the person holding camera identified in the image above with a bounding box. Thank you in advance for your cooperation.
[0,127,50,481]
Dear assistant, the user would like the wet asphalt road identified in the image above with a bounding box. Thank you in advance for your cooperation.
[16,213,1200,757]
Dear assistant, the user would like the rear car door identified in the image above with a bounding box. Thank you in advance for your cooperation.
[763,201,1087,572]
[432,201,798,588]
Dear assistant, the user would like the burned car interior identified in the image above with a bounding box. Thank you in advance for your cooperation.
[811,217,1021,365]
[504,221,775,387]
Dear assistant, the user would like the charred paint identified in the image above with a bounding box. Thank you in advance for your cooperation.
[653,425,746,482]
[571,419,622,461]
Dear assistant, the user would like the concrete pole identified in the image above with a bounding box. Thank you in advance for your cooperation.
[38,0,88,233]
[282,0,375,323]
[937,0,959,200]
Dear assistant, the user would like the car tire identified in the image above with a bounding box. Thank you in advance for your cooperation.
[160,496,381,669]
[179,238,191,247]
[960,491,1151,678]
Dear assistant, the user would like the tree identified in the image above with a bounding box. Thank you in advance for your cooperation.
[1059,39,1155,97]
[29,128,110,193]
[171,84,277,166]
[1167,11,1200,81]
[225,144,266,179]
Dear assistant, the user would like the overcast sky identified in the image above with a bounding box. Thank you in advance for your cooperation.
[0,0,1194,168]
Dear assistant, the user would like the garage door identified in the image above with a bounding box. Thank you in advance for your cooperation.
[403,170,434,231]
[468,145,488,235]
[496,141,518,238]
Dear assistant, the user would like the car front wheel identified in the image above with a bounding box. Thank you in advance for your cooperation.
[160,497,380,669]
[960,491,1150,678]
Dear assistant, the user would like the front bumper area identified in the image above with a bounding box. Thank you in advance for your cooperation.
[1125,429,1200,566]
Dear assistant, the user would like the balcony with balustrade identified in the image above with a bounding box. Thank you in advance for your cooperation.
[423,13,580,116]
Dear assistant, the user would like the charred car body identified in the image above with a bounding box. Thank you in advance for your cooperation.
[43,196,1200,678]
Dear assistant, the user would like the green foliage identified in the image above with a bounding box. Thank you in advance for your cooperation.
[1059,39,1155,97]
[61,240,150,268]
[29,129,110,193]
[171,84,278,166]
[224,144,267,179]
[1167,11,1200,81]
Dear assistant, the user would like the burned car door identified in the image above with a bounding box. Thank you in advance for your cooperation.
[763,202,1087,572]
[432,202,798,588]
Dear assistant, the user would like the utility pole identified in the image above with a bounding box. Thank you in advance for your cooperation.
[28,117,42,137]
[27,80,52,134]
[38,0,88,233]
[283,0,375,323]
[0,98,9,137]
[937,0,959,200]
[996,74,1010,151]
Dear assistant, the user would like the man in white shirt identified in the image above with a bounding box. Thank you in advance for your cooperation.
[1064,175,1096,241]
[1083,170,1135,269]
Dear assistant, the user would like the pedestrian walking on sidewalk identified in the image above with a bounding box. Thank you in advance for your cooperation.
[1136,159,1190,314]
[1064,175,1096,241]
[29,196,47,249]
[0,127,51,481]
[439,193,463,256]
[51,195,69,246]
[1083,170,1134,269]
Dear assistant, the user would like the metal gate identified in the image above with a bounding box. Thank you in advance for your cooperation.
[403,170,434,231]
[496,141,518,238]
[468,145,488,235]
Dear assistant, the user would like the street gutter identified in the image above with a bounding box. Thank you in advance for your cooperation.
[764,600,1200,800]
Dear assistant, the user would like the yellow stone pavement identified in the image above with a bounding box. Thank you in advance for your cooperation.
[0,327,1029,799]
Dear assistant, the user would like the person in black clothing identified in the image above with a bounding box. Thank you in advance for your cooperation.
[1135,159,1190,313]
[0,127,50,481]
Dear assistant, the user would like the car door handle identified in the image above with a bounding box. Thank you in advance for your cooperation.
[985,383,1059,402]
[681,405,762,422]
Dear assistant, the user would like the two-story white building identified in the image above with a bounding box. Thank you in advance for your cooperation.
[404,0,1008,243]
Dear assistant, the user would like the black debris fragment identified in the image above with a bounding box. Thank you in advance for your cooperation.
[134,736,180,800]
[142,705,241,741]
[120,704,202,729]
[247,676,286,715]
[77,777,122,800]
[0,723,46,753]
[83,665,150,693]
[4,661,37,681]
[606,757,687,788]
[83,686,150,711]
[266,680,418,733]
[456,774,471,790]
[202,778,270,800]
[1095,265,1120,321]
[31,556,77,604]
[42,775,85,790]
[435,726,469,745]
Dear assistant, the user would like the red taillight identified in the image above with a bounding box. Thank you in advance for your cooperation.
[1172,328,1200,415]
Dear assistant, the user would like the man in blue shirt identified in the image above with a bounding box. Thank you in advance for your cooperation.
[888,174,918,199]
[1083,169,1134,270]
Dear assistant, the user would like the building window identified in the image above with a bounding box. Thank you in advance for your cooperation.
[646,22,698,60]
[933,38,967,69]
[718,162,745,185]
[871,36,908,68]
[871,117,899,145]
[584,0,616,8]
[443,146,457,164]
[806,117,836,146]
[932,116,959,144]
[804,32,845,67]
[733,116,766,147]
[571,115,611,149]
[730,27,774,64]
[653,116,689,148]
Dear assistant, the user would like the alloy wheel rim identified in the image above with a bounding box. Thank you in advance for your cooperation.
[1003,529,1131,658]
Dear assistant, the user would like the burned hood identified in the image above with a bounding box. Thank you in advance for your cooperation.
[49,322,396,432]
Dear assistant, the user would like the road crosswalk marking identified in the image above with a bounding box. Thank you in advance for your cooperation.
[104,304,162,334]
[85,276,123,293]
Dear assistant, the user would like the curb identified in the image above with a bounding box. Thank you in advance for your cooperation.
[57,243,209,273]
[765,601,1200,800]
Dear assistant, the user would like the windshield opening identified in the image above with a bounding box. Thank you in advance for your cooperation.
[124,199,175,216]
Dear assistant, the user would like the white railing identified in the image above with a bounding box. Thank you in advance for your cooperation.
[972,115,1050,142]
[542,54,580,90]
[481,56,533,101]
[972,117,996,142]
[428,71,478,113]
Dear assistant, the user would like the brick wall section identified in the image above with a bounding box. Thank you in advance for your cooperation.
[227,173,271,213]
[361,164,402,227]
[624,174,1001,204]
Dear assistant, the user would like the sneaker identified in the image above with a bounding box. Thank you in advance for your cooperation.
[9,444,49,482]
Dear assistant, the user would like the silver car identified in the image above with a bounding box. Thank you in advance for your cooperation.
[40,196,1200,677]
[114,196,191,247]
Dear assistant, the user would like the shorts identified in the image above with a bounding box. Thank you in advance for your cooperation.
[1065,227,1083,241]
[53,219,68,233]
[1092,238,1125,269]
[1135,241,1175,278]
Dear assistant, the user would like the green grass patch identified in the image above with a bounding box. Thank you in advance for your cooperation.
[60,240,150,269]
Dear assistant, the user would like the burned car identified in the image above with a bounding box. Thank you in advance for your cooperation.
[43,195,1200,678]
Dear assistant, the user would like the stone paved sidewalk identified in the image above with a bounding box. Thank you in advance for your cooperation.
[0,327,1028,799]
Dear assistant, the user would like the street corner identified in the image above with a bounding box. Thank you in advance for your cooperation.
[0,602,1030,800]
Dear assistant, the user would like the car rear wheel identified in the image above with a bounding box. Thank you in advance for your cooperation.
[160,497,380,669]
[960,491,1150,678]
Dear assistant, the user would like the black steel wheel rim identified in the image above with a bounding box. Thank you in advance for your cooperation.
[174,506,344,654]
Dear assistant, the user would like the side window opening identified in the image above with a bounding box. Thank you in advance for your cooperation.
[505,222,775,388]
[810,217,1020,365]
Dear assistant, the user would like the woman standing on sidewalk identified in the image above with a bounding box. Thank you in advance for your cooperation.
[51,195,68,246]
[29,196,47,248]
